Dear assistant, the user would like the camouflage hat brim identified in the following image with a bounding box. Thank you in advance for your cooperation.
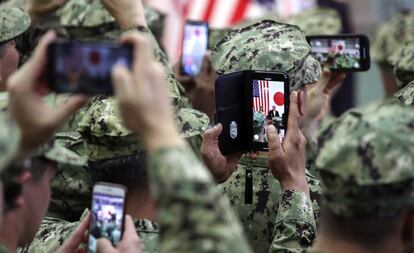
[290,55,322,90]
[394,80,414,106]
[0,116,20,173]
[34,142,86,166]
[76,97,209,160]
[0,7,31,43]
[388,40,414,90]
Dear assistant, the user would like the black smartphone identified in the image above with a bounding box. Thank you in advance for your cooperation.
[88,182,127,253]
[307,34,370,72]
[48,41,133,95]
[215,70,289,155]
[248,71,290,151]
[180,20,209,76]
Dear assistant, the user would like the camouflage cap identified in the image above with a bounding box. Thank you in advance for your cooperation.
[394,80,414,106]
[208,27,230,49]
[371,11,414,67]
[76,97,209,161]
[388,40,414,90]
[253,111,265,128]
[285,7,342,35]
[211,20,321,91]
[33,141,87,166]
[316,102,414,218]
[0,115,20,173]
[0,7,30,43]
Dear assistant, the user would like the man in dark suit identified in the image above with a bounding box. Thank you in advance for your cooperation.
[267,105,280,120]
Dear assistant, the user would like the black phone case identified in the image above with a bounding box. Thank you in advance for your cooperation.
[216,106,246,155]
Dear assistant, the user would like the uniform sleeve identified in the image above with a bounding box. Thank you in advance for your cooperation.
[148,147,253,253]
[268,190,317,253]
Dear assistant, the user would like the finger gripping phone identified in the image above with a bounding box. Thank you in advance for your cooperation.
[307,34,370,72]
[88,182,127,253]
[215,70,289,155]
[48,41,133,95]
[180,20,209,76]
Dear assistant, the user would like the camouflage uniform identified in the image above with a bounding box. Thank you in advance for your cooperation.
[24,97,209,253]
[371,11,414,71]
[303,101,414,253]
[0,7,30,43]
[388,40,414,90]
[394,80,414,105]
[212,20,322,253]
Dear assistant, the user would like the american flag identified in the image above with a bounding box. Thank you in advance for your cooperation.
[145,0,271,63]
[252,80,270,114]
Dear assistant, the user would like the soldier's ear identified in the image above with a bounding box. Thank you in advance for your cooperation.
[401,210,414,250]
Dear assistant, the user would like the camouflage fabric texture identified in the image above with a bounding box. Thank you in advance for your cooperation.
[208,27,230,49]
[149,147,252,252]
[76,97,209,161]
[388,40,414,90]
[269,190,316,253]
[32,141,86,166]
[284,7,342,35]
[0,115,20,173]
[371,11,414,67]
[316,101,414,218]
[0,6,30,43]
[211,20,322,91]
[394,80,414,106]
[19,210,160,253]
[222,155,321,253]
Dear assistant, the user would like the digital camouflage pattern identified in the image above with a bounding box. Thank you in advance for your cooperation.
[0,7,30,43]
[149,147,252,252]
[269,190,316,253]
[0,115,20,173]
[394,80,414,106]
[32,141,87,166]
[211,20,321,91]
[316,102,414,218]
[371,11,414,68]
[222,155,321,253]
[19,210,160,253]
[388,40,414,90]
[208,27,230,50]
[76,97,208,161]
[285,7,342,35]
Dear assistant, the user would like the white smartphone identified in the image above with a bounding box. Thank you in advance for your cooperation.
[88,182,127,253]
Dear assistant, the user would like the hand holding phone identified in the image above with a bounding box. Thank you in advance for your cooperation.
[307,34,370,72]
[48,41,133,95]
[181,20,209,76]
[88,183,127,253]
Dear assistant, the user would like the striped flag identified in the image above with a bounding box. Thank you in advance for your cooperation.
[252,80,270,114]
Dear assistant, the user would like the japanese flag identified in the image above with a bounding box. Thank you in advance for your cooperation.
[268,81,285,116]
[332,40,346,55]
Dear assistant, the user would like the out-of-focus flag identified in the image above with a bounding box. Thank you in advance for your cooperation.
[253,80,270,114]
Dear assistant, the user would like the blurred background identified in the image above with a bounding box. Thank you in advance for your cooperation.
[144,0,413,113]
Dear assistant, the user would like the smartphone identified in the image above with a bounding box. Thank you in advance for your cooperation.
[215,70,289,155]
[48,41,133,95]
[88,182,127,253]
[249,71,289,151]
[306,34,370,72]
[180,20,209,76]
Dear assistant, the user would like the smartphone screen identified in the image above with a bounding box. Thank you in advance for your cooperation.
[308,35,370,72]
[252,79,287,145]
[48,42,132,95]
[181,21,208,76]
[88,183,126,253]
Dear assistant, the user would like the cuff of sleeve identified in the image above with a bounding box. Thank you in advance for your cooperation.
[276,189,316,228]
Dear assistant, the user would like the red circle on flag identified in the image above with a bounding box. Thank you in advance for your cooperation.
[89,51,101,65]
[338,44,343,51]
[274,92,284,106]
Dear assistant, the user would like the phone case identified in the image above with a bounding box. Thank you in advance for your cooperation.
[216,105,247,155]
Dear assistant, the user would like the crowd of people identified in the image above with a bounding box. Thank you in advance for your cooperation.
[0,0,413,253]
